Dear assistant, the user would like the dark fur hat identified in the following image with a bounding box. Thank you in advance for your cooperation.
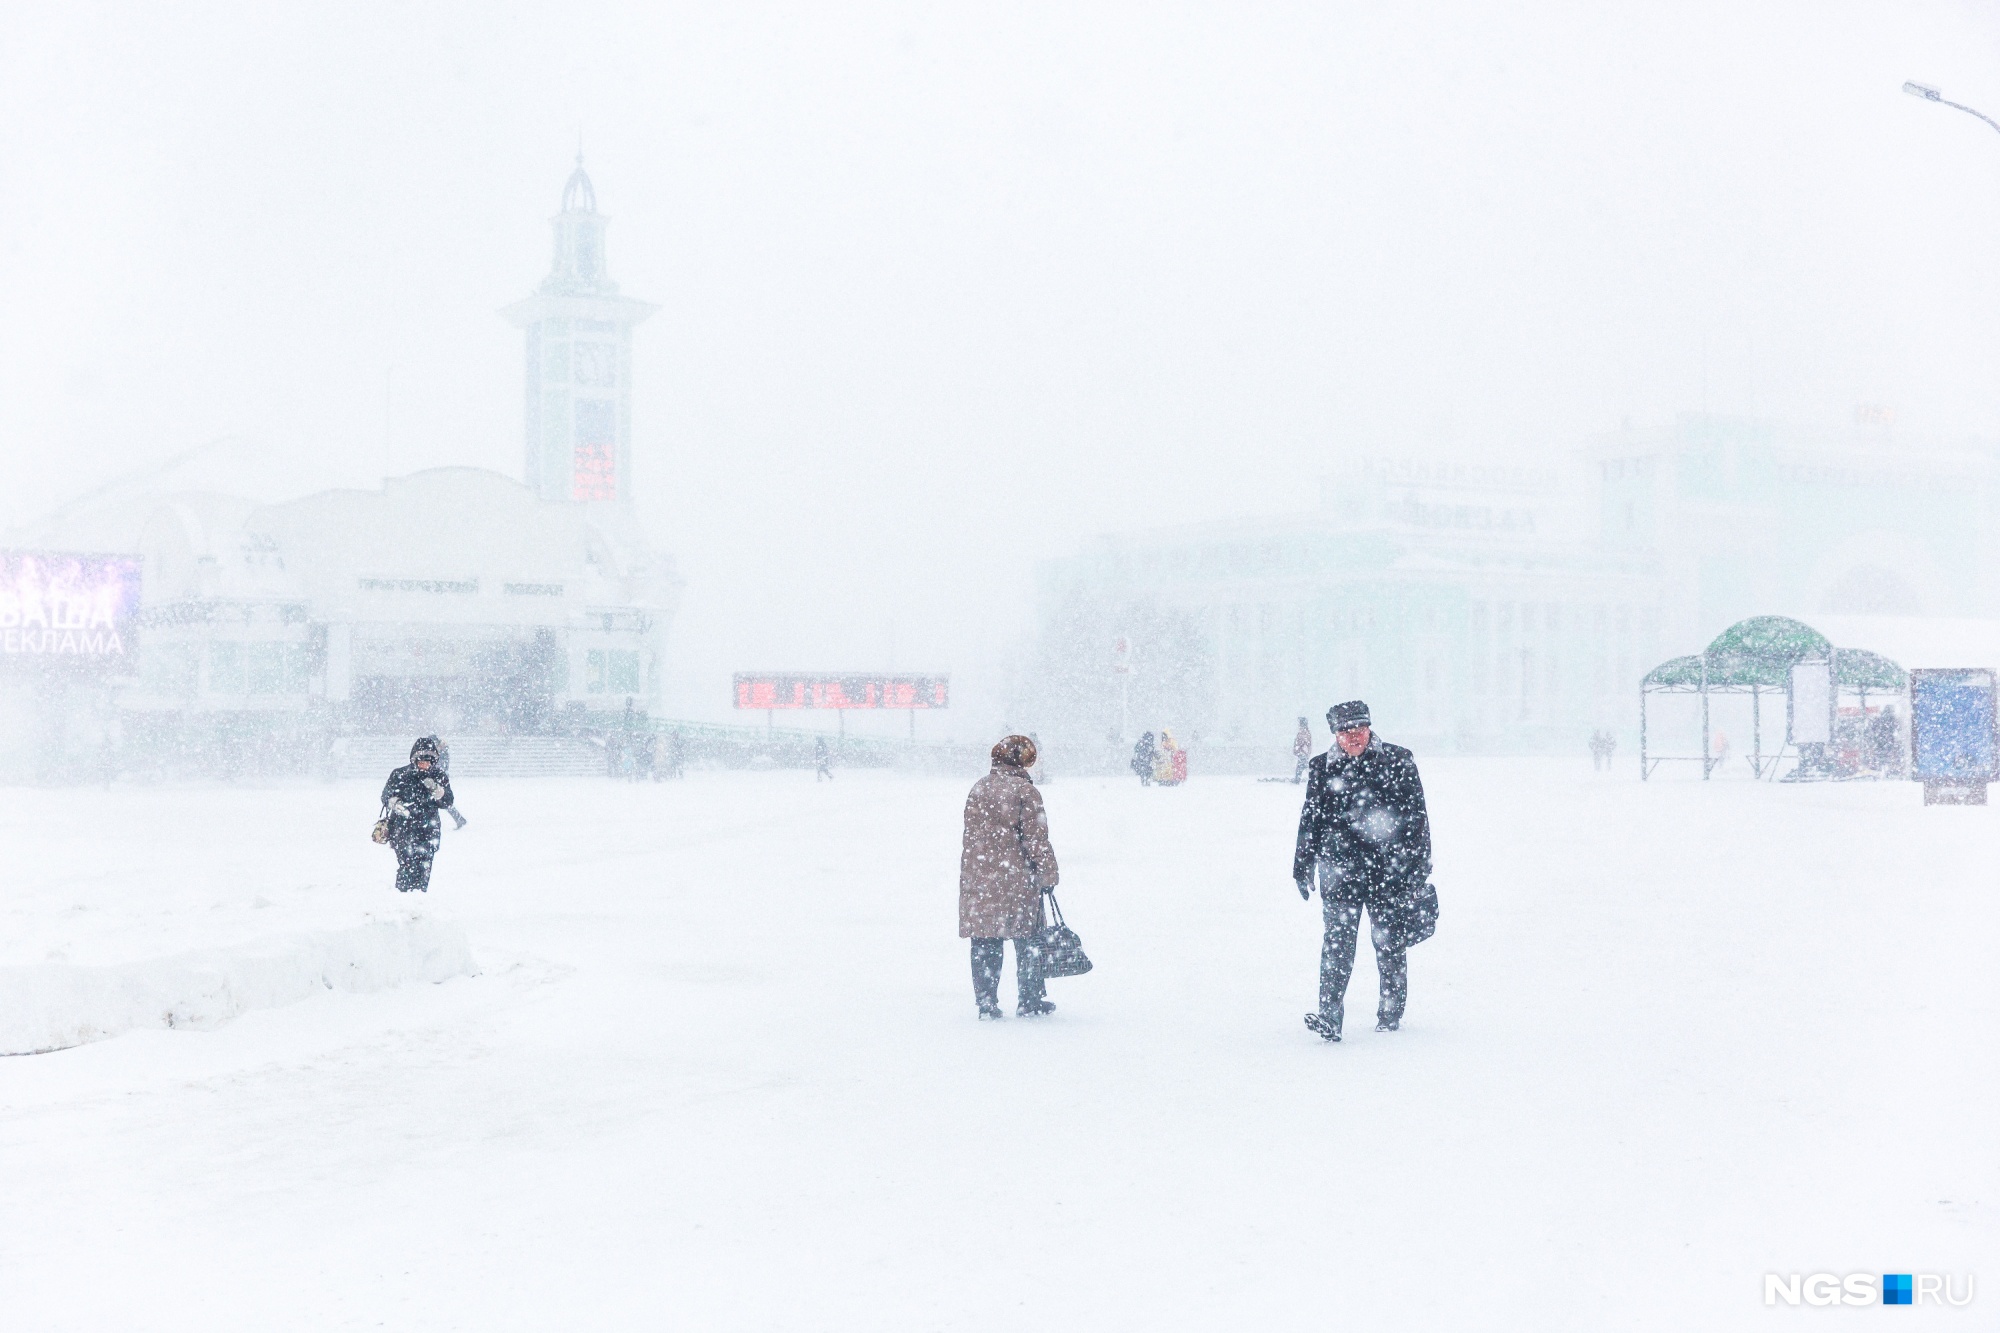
[1327,701,1371,732]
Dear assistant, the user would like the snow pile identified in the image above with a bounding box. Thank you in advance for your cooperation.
[0,913,476,1056]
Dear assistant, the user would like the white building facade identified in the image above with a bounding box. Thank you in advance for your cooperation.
[5,162,681,778]
[1028,417,1999,760]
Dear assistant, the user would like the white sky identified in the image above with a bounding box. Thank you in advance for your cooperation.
[3,1,1998,728]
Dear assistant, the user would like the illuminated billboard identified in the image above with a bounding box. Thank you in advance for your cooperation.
[733,674,949,710]
[0,551,143,667]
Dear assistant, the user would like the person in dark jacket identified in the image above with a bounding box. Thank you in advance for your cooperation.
[815,735,835,782]
[959,735,1060,1019]
[1131,731,1157,787]
[381,736,457,894]
[1292,700,1431,1041]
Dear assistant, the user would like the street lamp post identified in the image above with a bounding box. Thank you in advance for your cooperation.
[1903,81,2000,137]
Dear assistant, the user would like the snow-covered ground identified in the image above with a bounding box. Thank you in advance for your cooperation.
[1,762,1992,1329]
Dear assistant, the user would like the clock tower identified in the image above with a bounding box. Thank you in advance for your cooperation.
[502,157,658,504]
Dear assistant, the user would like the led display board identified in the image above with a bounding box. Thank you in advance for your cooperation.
[0,551,143,667]
[733,674,949,710]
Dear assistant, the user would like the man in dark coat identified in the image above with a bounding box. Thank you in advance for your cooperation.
[959,734,1060,1020]
[381,735,457,894]
[1293,700,1430,1041]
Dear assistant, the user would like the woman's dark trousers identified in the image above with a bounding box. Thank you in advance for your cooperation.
[392,831,438,893]
[970,938,1044,1011]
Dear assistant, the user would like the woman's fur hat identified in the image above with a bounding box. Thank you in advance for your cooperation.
[991,734,1038,769]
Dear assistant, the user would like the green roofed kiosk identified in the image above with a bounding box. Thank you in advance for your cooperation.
[1640,616,1907,780]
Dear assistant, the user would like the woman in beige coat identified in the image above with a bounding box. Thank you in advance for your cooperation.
[959,734,1060,1019]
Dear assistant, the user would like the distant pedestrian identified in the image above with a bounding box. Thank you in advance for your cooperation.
[815,735,835,782]
[1131,732,1157,787]
[432,734,468,826]
[1294,701,1430,1041]
[960,735,1060,1020]
[637,729,659,781]
[1027,732,1047,785]
[1292,717,1313,783]
[1589,729,1613,771]
[1154,729,1186,786]
[379,736,458,894]
[1865,707,1900,775]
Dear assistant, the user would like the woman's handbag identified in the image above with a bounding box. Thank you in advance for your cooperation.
[371,810,391,845]
[1027,889,1093,978]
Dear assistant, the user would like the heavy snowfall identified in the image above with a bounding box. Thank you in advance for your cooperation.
[6,3,2000,1328]
[2,763,1991,1328]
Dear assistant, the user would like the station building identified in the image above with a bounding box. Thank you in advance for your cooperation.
[2,160,680,778]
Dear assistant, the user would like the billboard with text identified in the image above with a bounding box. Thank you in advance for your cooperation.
[0,551,143,670]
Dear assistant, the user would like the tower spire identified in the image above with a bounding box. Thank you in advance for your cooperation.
[500,159,657,505]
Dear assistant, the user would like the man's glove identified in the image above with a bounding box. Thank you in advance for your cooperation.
[422,778,445,799]
[386,798,411,818]
[1296,877,1313,900]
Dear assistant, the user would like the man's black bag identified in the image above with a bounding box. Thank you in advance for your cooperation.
[1385,881,1440,949]
[1027,889,1093,978]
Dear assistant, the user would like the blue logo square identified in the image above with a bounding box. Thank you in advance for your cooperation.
[1883,1274,1913,1305]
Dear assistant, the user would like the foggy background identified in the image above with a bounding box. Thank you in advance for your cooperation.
[4,0,1997,735]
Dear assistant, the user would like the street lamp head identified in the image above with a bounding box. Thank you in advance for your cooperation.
[1904,80,1943,101]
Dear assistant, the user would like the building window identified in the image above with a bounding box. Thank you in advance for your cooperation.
[245,643,310,694]
[586,649,642,695]
[575,343,616,387]
[209,642,244,694]
[144,644,200,700]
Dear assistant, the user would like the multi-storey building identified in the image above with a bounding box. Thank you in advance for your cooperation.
[1028,415,1998,758]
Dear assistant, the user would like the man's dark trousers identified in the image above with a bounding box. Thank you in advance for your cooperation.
[1317,894,1406,1033]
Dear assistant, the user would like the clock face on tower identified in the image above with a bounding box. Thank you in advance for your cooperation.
[575,342,616,388]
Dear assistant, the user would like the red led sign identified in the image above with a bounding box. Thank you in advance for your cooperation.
[733,674,949,710]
